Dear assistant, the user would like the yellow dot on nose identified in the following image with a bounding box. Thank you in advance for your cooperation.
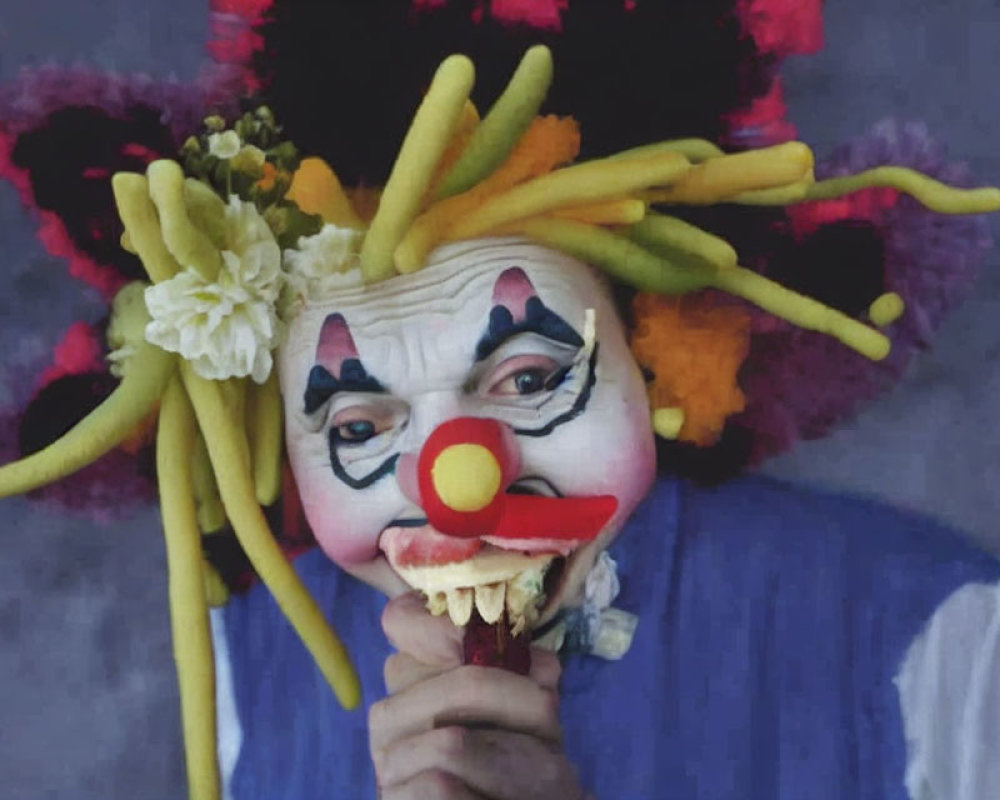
[431,444,502,512]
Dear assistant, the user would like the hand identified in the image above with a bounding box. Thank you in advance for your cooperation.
[369,592,588,799]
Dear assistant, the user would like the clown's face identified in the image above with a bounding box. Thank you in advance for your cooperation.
[280,239,655,618]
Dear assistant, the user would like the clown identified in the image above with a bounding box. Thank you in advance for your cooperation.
[3,15,1000,799]
[281,239,654,619]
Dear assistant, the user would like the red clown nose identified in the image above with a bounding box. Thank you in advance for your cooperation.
[416,417,618,542]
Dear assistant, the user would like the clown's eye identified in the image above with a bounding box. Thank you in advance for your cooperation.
[511,368,547,395]
[331,405,397,444]
[339,420,376,441]
[486,355,564,397]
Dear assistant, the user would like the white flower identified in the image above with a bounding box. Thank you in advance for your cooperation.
[282,223,363,305]
[208,130,241,159]
[144,196,283,383]
[284,223,361,277]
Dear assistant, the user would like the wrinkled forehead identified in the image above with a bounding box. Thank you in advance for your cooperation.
[282,238,611,364]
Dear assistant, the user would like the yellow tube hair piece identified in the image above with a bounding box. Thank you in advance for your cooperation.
[192,432,227,534]
[360,54,476,283]
[652,407,686,439]
[647,142,814,205]
[427,100,481,198]
[627,212,738,270]
[0,342,174,497]
[157,378,221,800]
[504,217,712,294]
[203,559,231,609]
[286,158,364,230]
[802,166,1000,214]
[608,138,725,164]
[120,230,136,254]
[550,197,647,226]
[180,363,361,708]
[183,178,229,249]
[395,115,581,273]
[112,173,182,283]
[711,266,890,360]
[869,292,906,327]
[728,176,814,205]
[435,45,554,199]
[246,369,284,507]
[446,152,690,242]
[147,160,223,281]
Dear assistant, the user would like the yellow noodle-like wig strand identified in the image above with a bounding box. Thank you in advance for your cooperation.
[360,54,476,283]
[0,342,174,497]
[445,152,691,243]
[435,45,554,199]
[112,173,182,282]
[147,160,223,280]
[428,100,481,197]
[647,142,813,205]
[711,266,890,360]
[502,217,713,294]
[192,431,227,534]
[802,166,1000,213]
[180,363,361,708]
[628,212,738,271]
[157,378,220,800]
[550,197,647,226]
[395,115,581,273]
[608,137,725,164]
[246,369,284,507]
[183,178,229,249]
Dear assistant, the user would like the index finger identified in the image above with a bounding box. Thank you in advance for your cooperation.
[382,591,464,667]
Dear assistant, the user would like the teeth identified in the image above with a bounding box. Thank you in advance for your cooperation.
[427,592,448,617]
[446,588,474,626]
[506,581,538,621]
[474,582,506,624]
[415,558,554,629]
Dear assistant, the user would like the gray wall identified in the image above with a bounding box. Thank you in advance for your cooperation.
[1,1,998,796]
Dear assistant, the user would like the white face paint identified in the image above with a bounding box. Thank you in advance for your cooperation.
[280,238,656,612]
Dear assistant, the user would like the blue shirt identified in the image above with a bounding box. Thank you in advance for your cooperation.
[222,476,1000,798]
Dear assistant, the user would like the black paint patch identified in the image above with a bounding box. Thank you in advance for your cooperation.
[303,362,385,415]
[476,296,584,362]
[327,435,399,491]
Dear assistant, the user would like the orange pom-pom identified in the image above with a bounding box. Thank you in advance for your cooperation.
[630,292,750,445]
[286,157,363,228]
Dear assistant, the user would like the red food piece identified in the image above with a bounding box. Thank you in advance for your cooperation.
[463,608,531,675]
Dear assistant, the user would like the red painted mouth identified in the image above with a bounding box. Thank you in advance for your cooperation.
[381,524,483,568]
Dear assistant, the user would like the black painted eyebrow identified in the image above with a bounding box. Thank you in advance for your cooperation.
[475,297,584,362]
[303,362,386,415]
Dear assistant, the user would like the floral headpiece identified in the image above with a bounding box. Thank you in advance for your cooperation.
[2,24,998,800]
